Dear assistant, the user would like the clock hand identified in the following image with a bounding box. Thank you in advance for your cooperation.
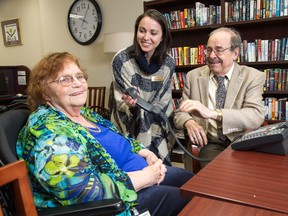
[81,6,89,28]
[79,18,88,24]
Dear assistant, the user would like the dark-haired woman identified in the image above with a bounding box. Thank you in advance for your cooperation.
[111,9,175,165]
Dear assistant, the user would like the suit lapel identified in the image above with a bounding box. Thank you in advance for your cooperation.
[225,63,243,109]
[198,68,210,107]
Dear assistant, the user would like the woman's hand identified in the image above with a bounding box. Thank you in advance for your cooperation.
[142,159,166,186]
[158,163,167,185]
[127,159,167,191]
[122,94,137,107]
[138,149,158,165]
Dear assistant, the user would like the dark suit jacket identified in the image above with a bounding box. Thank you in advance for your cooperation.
[174,63,265,141]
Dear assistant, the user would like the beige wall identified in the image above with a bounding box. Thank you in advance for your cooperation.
[0,0,151,106]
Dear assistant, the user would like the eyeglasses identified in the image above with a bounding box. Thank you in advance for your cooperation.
[47,73,87,87]
[204,47,231,56]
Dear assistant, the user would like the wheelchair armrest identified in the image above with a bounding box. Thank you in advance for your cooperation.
[38,198,125,216]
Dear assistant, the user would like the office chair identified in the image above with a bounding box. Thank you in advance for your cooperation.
[0,109,125,216]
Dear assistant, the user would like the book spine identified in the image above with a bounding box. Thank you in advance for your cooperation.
[250,0,254,20]
[262,0,266,18]
[286,101,288,120]
[177,72,185,89]
[274,68,279,90]
[284,0,288,15]
[280,37,287,60]
[172,73,180,90]
[269,69,275,91]
[256,0,261,18]
[266,68,270,91]
[271,98,277,120]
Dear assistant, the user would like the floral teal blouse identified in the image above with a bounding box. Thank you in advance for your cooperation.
[16,105,145,215]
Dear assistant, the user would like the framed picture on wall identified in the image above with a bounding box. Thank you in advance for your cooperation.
[1,19,22,47]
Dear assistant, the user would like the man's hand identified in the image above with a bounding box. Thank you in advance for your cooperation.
[184,119,208,147]
[180,99,217,119]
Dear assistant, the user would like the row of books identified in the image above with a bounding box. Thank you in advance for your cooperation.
[168,45,206,66]
[263,68,288,91]
[264,97,288,120]
[239,38,288,63]
[162,0,288,31]
[168,38,288,66]
[172,68,288,92]
[173,96,288,120]
[172,72,187,90]
[225,0,288,23]
[163,3,221,29]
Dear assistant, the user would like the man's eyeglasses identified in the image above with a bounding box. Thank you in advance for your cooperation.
[204,47,231,56]
[47,74,87,87]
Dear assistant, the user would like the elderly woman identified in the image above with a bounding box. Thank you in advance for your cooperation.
[16,52,193,216]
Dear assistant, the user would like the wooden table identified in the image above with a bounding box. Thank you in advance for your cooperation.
[179,196,288,216]
[180,148,288,214]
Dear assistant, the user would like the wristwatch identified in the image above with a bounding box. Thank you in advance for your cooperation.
[216,109,222,122]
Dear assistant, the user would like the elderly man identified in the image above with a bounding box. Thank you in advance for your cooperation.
[174,27,265,169]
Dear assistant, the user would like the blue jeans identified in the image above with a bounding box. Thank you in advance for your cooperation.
[136,166,193,216]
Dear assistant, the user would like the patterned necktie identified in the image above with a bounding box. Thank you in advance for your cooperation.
[214,75,228,142]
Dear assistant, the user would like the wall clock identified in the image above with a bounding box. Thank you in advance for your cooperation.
[67,0,102,45]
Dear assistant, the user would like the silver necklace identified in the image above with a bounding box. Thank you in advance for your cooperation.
[82,115,101,133]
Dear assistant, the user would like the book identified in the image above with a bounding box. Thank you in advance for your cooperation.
[269,69,275,91]
[280,37,287,60]
[243,39,248,62]
[274,68,279,90]
[271,98,278,120]
[286,101,288,120]
[256,39,262,61]
[270,40,276,61]
[281,69,287,90]
[240,42,244,62]
[177,72,184,89]
[264,97,277,120]
[285,0,288,15]
[195,2,205,26]
[275,0,281,16]
[170,11,177,29]
[284,38,288,60]
[183,46,189,65]
[256,0,261,19]
[262,0,267,18]
[263,69,268,91]
[172,73,180,90]
[250,0,255,20]
[278,98,286,120]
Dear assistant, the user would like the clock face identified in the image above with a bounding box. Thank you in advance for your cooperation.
[68,0,102,45]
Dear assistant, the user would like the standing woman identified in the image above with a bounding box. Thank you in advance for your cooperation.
[111,9,175,165]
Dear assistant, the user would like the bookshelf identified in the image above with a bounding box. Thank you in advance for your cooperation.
[144,0,288,123]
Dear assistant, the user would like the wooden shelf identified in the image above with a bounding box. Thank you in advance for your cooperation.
[144,0,288,122]
[263,90,288,95]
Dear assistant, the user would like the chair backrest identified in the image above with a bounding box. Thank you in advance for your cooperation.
[0,109,126,216]
[86,86,106,113]
[0,109,30,165]
[107,82,115,119]
[0,160,37,216]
